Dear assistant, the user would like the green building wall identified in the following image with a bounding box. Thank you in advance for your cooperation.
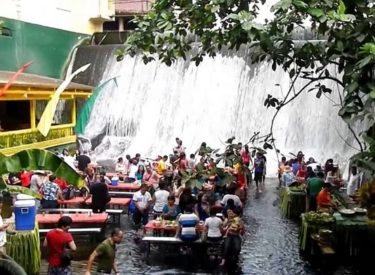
[0,17,90,79]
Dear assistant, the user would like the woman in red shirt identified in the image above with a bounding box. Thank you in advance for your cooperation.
[43,216,76,275]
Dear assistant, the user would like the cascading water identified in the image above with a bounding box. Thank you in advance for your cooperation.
[75,45,358,173]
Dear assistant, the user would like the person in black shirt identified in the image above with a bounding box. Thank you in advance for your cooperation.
[84,176,110,213]
[76,151,91,172]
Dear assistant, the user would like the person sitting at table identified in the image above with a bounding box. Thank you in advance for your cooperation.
[41,175,64,209]
[126,159,138,183]
[194,192,210,221]
[205,208,223,242]
[143,164,160,191]
[176,204,200,242]
[99,171,111,185]
[221,185,242,208]
[132,183,152,227]
[152,181,170,217]
[222,199,242,218]
[317,182,336,212]
[115,157,127,174]
[326,163,343,187]
[162,195,181,220]
[44,216,77,275]
[84,176,110,213]
[281,166,296,187]
[135,165,145,182]
[306,171,324,211]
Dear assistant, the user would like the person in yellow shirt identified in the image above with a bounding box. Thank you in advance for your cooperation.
[157,155,168,175]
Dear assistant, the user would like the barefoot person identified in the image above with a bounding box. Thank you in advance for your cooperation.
[85,228,124,275]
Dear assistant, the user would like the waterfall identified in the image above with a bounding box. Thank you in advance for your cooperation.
[75,45,358,174]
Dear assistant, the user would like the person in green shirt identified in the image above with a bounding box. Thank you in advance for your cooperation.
[306,171,325,211]
[85,228,123,275]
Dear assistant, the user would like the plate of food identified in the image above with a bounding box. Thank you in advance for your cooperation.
[339,209,355,216]
[353,207,367,214]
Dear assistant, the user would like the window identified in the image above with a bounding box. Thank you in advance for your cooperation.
[0,101,30,131]
[36,100,73,125]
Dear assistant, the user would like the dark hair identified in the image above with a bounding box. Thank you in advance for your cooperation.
[210,208,217,216]
[57,216,73,228]
[158,180,165,190]
[49,175,56,182]
[281,156,286,161]
[140,183,148,189]
[126,154,131,159]
[111,227,122,237]
[118,157,123,162]
[323,182,331,188]
[190,153,195,158]
[168,195,175,201]
[317,171,324,178]
[135,153,141,158]
[227,198,235,207]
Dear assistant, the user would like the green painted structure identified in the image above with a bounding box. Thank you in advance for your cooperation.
[0,17,90,79]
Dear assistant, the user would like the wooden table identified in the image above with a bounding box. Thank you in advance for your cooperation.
[107,183,141,192]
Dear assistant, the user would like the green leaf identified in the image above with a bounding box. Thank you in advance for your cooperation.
[308,8,324,18]
[338,0,346,15]
[0,149,84,188]
[369,89,375,99]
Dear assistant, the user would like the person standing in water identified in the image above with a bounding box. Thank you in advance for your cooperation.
[85,228,123,275]
[254,152,265,192]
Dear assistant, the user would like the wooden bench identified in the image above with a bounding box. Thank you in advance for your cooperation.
[39,228,101,234]
[41,208,92,213]
[142,236,203,243]
[105,209,123,225]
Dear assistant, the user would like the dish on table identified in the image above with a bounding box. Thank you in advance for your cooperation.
[353,207,367,214]
[339,209,355,216]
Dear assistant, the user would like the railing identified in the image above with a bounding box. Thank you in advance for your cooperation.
[115,0,153,15]
[0,124,75,149]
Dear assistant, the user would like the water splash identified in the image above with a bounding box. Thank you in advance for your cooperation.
[80,46,357,173]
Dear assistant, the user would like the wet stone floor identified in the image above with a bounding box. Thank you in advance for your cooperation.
[42,179,362,274]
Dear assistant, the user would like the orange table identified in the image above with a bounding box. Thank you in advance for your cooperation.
[58,197,131,208]
[37,213,108,225]
[107,183,140,192]
[144,220,205,235]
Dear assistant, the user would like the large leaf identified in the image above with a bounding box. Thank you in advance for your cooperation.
[0,149,84,189]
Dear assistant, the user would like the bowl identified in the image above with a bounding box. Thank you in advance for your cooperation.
[339,209,355,216]
[353,207,367,215]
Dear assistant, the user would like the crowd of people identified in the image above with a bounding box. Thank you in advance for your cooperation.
[278,151,365,212]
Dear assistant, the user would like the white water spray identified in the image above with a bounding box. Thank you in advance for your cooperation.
[82,47,358,174]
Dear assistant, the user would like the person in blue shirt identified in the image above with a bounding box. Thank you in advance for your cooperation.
[176,204,199,242]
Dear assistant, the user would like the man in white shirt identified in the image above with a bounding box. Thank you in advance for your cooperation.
[347,166,362,197]
[0,195,10,254]
[132,184,152,226]
[127,159,139,183]
[221,187,242,208]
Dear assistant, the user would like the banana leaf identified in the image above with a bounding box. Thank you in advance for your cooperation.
[0,149,84,189]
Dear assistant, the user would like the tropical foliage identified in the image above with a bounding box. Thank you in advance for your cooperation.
[0,149,84,190]
[121,0,375,176]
